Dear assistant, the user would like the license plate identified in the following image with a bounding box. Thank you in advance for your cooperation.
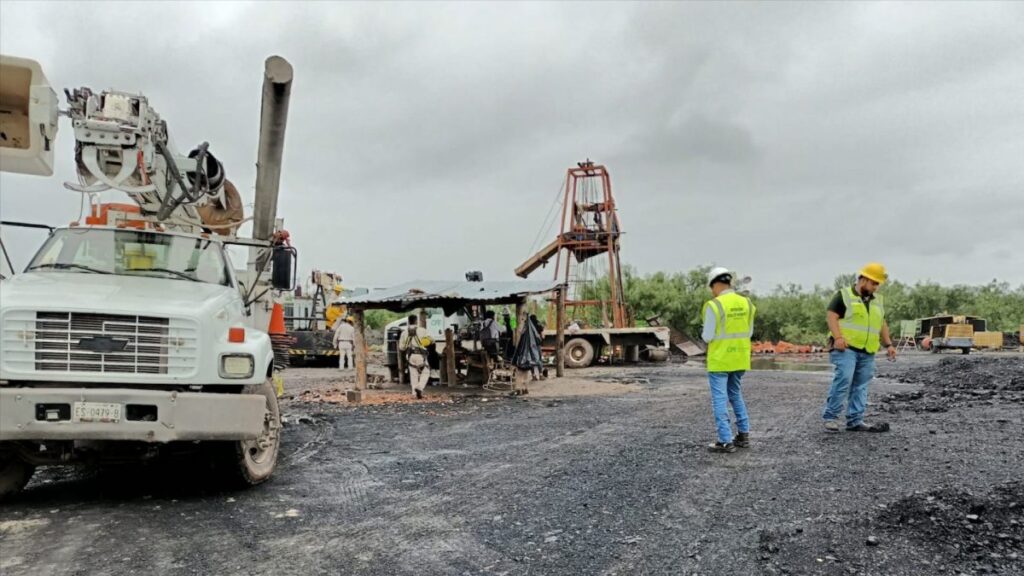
[72,402,122,423]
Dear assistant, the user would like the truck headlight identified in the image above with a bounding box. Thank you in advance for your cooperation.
[219,354,254,379]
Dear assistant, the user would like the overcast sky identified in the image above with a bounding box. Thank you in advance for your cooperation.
[1,1,1022,291]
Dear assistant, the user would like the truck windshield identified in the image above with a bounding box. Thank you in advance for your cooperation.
[26,228,231,286]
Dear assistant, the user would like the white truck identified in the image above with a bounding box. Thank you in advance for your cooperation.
[0,55,295,498]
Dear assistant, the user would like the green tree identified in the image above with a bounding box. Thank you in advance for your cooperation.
[584,267,1024,344]
[364,309,403,331]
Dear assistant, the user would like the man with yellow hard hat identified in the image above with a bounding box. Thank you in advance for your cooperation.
[821,262,896,433]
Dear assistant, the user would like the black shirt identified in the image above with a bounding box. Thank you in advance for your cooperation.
[827,285,874,316]
[827,286,875,352]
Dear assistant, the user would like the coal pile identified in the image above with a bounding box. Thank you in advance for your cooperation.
[880,356,1024,413]
[757,482,1024,575]
[877,482,1024,574]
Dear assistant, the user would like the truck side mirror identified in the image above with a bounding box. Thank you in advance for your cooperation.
[0,55,59,176]
[271,245,297,291]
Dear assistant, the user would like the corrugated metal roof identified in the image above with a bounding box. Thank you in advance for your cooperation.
[341,279,562,309]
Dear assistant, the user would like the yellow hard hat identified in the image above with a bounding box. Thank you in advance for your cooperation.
[858,262,888,284]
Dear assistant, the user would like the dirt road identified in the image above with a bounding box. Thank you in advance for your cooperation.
[1,354,1021,575]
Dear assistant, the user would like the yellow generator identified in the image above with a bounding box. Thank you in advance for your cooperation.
[919,314,984,355]
[972,332,1004,350]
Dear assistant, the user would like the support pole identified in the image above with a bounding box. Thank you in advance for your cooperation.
[556,287,566,378]
[514,300,526,347]
[398,341,407,385]
[445,328,457,387]
[353,308,367,391]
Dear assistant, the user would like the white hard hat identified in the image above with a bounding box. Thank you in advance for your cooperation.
[708,267,733,287]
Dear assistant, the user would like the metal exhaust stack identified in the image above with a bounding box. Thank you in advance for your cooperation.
[252,56,293,242]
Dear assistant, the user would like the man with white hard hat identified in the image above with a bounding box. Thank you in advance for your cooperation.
[701,267,756,453]
[332,315,356,371]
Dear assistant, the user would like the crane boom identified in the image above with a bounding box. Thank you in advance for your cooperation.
[63,88,238,233]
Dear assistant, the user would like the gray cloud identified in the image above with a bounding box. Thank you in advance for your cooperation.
[1,1,1022,291]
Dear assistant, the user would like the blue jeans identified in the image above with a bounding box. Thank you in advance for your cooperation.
[822,349,876,427]
[708,371,749,444]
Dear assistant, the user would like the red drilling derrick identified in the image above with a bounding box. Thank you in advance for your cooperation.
[516,160,628,328]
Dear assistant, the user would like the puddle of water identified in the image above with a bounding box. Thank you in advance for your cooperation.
[750,356,831,372]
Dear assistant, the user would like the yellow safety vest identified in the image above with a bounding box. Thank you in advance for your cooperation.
[838,287,885,354]
[325,303,345,329]
[703,291,755,372]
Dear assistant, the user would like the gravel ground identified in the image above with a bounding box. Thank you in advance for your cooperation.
[1,353,1021,575]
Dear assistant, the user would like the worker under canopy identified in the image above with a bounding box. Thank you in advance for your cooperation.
[340,279,568,396]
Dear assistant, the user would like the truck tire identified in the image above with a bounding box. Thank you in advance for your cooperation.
[564,338,595,369]
[961,347,971,355]
[0,455,35,500]
[215,378,281,487]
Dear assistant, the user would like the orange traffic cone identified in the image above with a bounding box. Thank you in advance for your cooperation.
[268,302,287,335]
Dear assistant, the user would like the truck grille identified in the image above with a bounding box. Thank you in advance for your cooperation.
[1,311,199,377]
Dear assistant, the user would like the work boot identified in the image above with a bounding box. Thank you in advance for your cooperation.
[823,420,840,433]
[734,432,750,448]
[415,389,423,400]
[707,442,736,453]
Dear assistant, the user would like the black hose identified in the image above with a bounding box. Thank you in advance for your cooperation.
[154,140,222,219]
[154,140,193,220]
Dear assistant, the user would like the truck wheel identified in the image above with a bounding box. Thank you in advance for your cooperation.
[0,455,35,500]
[564,338,595,369]
[962,347,971,355]
[217,378,281,487]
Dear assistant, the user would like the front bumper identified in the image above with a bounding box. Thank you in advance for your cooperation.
[0,387,266,443]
